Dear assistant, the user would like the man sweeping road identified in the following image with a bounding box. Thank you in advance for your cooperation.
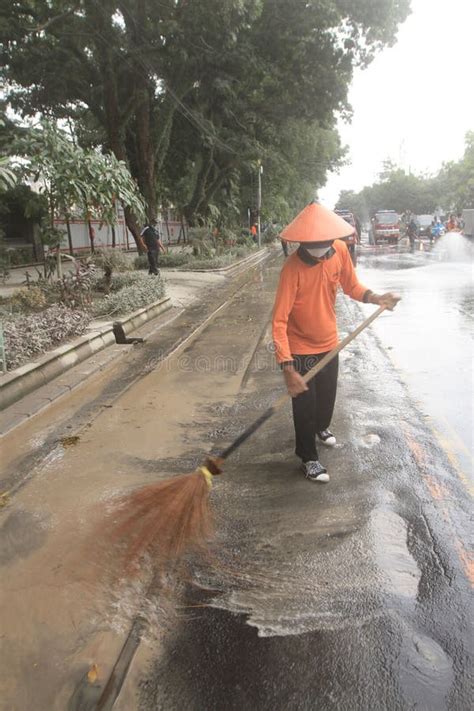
[272,201,400,483]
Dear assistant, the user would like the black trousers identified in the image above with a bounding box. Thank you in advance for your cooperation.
[291,352,339,462]
[147,249,159,274]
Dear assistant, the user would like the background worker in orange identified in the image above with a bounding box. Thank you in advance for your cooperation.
[272,201,400,483]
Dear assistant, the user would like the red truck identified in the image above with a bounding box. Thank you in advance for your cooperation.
[370,210,400,245]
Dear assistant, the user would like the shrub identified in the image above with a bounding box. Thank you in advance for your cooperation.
[186,254,234,270]
[10,286,47,312]
[92,274,165,317]
[2,305,91,370]
[92,270,143,292]
[92,247,131,292]
[53,262,96,308]
[219,226,239,246]
[158,252,190,268]
[6,246,35,266]
[235,244,257,258]
[0,231,10,282]
[134,252,191,269]
[237,231,253,246]
[262,224,279,244]
[92,247,130,273]
[109,271,143,291]
[134,254,148,270]
[188,227,215,257]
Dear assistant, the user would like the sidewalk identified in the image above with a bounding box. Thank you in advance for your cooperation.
[0,249,270,427]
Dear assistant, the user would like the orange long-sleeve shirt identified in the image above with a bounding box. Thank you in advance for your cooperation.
[272,240,369,363]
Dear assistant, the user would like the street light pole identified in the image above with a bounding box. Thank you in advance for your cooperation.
[257,163,263,248]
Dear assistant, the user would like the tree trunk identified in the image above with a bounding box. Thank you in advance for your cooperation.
[104,265,112,294]
[134,82,156,222]
[124,206,144,253]
[184,148,215,225]
[87,219,95,254]
[66,217,74,255]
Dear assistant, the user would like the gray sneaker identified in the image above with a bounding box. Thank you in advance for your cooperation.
[317,429,336,447]
[301,460,329,483]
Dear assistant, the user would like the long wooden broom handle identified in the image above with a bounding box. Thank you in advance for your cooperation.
[218,305,386,462]
[272,304,386,410]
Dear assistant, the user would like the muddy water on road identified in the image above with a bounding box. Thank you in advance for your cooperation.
[1,251,472,709]
[140,283,471,710]
[0,263,275,709]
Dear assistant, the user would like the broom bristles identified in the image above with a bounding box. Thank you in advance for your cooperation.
[107,469,213,571]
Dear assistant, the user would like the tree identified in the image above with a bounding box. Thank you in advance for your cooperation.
[436,132,474,211]
[336,131,474,219]
[11,120,145,256]
[1,0,411,229]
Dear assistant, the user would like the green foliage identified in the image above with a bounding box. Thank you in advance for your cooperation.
[2,0,411,230]
[0,230,9,281]
[38,225,63,249]
[4,246,36,266]
[134,254,150,271]
[436,131,474,211]
[336,132,474,218]
[10,286,47,312]
[187,254,236,270]
[91,247,131,292]
[53,263,96,309]
[134,243,256,271]
[261,225,279,244]
[158,252,192,269]
[93,271,143,293]
[0,156,16,192]
[92,248,130,273]
[92,274,166,317]
[9,121,145,229]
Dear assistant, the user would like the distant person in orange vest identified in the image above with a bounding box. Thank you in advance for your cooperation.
[250,224,257,243]
[272,201,400,483]
[447,214,458,232]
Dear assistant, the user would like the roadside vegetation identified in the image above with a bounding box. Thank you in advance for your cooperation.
[336,132,474,219]
[2,1,411,240]
[0,250,165,370]
[0,1,414,370]
[0,222,266,369]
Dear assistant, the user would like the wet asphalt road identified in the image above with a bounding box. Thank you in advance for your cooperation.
[131,245,473,710]
[1,245,472,710]
[357,233,473,484]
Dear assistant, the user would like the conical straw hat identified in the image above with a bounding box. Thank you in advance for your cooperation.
[281,201,354,243]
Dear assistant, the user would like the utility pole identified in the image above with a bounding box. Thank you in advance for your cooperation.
[257,162,263,248]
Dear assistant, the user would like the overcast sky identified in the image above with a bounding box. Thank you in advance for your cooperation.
[319,0,474,208]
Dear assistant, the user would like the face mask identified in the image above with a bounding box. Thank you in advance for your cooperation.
[305,245,331,258]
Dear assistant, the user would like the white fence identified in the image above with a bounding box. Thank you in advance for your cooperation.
[54,217,188,253]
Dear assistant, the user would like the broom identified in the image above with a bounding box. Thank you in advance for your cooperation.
[108,305,387,569]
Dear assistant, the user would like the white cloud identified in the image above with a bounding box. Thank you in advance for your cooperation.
[319,0,474,207]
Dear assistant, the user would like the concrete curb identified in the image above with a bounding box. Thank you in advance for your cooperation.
[0,246,273,413]
[163,246,270,274]
[0,297,171,411]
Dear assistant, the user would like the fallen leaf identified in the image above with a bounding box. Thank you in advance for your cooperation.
[87,664,99,684]
[60,435,80,447]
